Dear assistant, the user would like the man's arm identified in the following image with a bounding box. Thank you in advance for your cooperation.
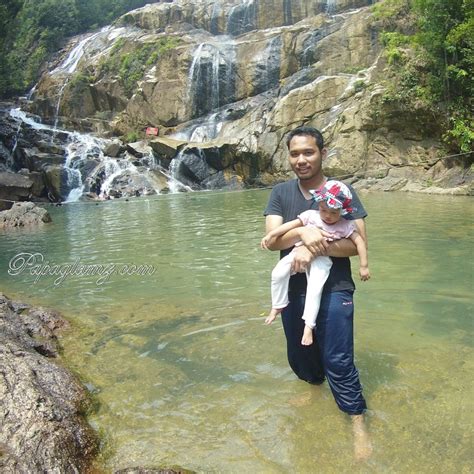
[265,215,335,255]
[261,218,302,250]
[265,215,362,272]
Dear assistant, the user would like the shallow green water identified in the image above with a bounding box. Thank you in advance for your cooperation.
[0,190,472,473]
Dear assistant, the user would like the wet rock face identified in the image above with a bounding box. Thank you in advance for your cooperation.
[0,293,98,472]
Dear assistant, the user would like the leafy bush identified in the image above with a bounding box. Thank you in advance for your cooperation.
[373,0,473,152]
[97,37,181,97]
[124,131,139,143]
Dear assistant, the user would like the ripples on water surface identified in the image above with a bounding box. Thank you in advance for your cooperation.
[0,190,472,472]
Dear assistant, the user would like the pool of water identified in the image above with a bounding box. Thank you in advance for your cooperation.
[0,189,472,472]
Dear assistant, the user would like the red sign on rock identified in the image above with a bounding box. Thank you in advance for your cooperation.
[145,127,159,136]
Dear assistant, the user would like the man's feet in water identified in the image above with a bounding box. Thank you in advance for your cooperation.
[301,324,314,345]
[352,414,373,461]
[265,307,282,324]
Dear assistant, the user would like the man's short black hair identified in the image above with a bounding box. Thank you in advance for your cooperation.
[286,126,324,151]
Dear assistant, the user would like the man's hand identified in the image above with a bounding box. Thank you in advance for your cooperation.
[298,226,333,256]
[291,245,315,273]
[260,234,272,250]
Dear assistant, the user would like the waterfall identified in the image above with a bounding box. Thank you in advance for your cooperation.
[10,108,82,200]
[63,132,105,202]
[253,36,282,95]
[53,79,69,131]
[51,30,105,75]
[226,0,256,36]
[326,0,337,15]
[209,2,221,35]
[188,40,236,118]
[8,108,190,201]
[99,157,134,197]
[189,113,223,142]
[188,43,220,115]
[10,119,23,161]
[173,112,224,143]
[168,150,194,193]
[47,28,110,129]
[9,108,51,130]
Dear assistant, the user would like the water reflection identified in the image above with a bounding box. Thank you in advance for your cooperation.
[0,190,472,472]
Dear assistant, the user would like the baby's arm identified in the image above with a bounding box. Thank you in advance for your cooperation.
[349,231,370,281]
[261,218,302,250]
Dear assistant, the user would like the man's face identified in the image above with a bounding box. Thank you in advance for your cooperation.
[288,134,326,181]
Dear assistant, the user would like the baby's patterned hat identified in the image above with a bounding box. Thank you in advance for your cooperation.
[311,180,355,216]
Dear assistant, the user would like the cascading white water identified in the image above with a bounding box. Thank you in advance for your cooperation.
[9,108,50,130]
[51,29,106,75]
[8,108,188,201]
[227,0,256,36]
[99,157,132,197]
[49,32,96,129]
[167,150,194,193]
[63,132,105,201]
[326,0,337,15]
[52,79,69,131]
[47,27,113,130]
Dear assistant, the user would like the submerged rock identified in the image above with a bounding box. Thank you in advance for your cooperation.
[115,468,195,474]
[0,293,98,472]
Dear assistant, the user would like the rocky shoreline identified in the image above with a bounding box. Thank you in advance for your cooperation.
[0,293,195,473]
[0,293,98,472]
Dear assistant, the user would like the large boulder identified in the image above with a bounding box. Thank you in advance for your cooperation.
[149,136,187,160]
[0,294,98,472]
[0,172,33,210]
[0,202,52,228]
[43,165,70,201]
[18,168,47,198]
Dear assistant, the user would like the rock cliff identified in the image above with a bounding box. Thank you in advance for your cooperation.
[3,0,471,196]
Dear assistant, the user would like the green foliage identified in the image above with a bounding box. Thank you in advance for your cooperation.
[375,0,474,152]
[97,37,181,97]
[0,0,156,97]
[124,131,139,143]
[372,0,408,20]
[444,113,474,152]
[69,72,93,94]
[380,31,413,63]
[353,80,367,92]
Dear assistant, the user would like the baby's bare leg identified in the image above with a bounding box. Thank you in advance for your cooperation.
[301,324,314,345]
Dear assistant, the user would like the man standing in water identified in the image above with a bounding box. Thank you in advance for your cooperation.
[263,126,372,460]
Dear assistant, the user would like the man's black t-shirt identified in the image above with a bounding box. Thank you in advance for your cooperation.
[264,179,367,294]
